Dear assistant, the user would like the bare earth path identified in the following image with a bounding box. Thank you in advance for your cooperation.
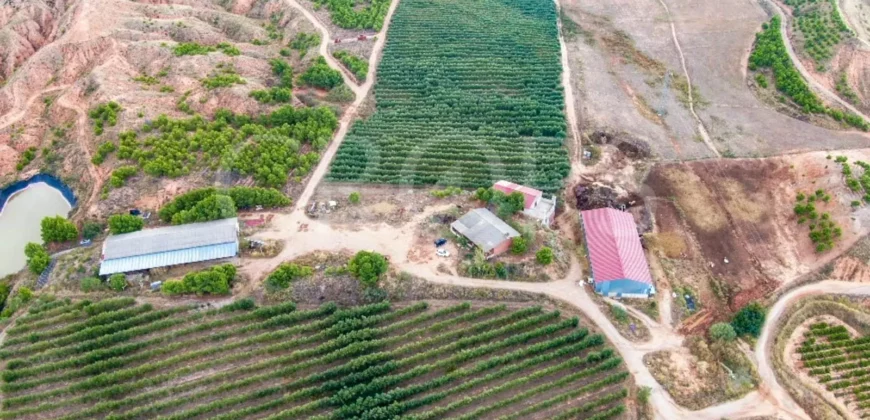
[769,0,870,123]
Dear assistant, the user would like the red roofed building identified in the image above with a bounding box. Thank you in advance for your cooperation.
[493,180,557,226]
[580,208,655,298]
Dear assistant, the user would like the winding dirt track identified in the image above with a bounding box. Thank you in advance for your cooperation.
[283,0,399,212]
[768,0,870,123]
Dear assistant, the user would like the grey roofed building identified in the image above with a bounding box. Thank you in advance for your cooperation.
[99,217,239,275]
[450,208,520,258]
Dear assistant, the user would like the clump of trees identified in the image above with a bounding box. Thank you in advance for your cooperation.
[89,102,121,135]
[475,188,526,218]
[109,166,138,188]
[794,189,841,252]
[264,263,314,291]
[158,186,291,224]
[348,251,388,287]
[163,264,236,295]
[709,322,737,342]
[251,58,295,104]
[730,302,765,337]
[40,216,78,243]
[313,0,389,30]
[82,221,104,240]
[24,243,50,274]
[333,50,368,81]
[92,141,117,165]
[299,56,344,90]
[108,214,144,234]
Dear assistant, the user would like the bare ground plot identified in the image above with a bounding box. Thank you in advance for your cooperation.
[566,0,869,159]
[644,151,870,326]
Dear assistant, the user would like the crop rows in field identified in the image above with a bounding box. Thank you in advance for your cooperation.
[0,297,628,419]
[799,322,870,417]
[785,0,851,66]
[327,0,570,193]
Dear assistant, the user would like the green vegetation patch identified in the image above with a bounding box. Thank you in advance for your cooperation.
[113,105,336,187]
[201,63,246,90]
[794,189,842,252]
[314,0,389,30]
[162,264,236,295]
[288,32,320,57]
[333,50,368,81]
[0,299,628,419]
[158,186,291,224]
[750,18,868,131]
[299,56,344,90]
[786,0,851,68]
[250,59,294,104]
[88,102,121,136]
[15,147,36,171]
[328,0,569,192]
[172,42,240,57]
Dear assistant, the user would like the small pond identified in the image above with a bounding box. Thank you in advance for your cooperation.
[0,176,76,277]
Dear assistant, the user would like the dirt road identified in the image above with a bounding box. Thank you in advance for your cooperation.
[282,0,400,213]
[769,0,870,123]
[553,0,583,170]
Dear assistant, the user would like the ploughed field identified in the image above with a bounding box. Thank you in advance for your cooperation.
[0,297,628,419]
[798,322,870,416]
[328,0,570,192]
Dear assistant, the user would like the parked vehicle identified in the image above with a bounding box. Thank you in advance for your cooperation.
[436,248,450,257]
[434,238,447,247]
[79,239,92,246]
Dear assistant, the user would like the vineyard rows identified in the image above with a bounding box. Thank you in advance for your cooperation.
[0,297,628,419]
[799,322,870,416]
[327,0,570,193]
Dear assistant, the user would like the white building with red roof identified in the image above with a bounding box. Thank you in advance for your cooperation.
[580,208,655,298]
[492,180,557,226]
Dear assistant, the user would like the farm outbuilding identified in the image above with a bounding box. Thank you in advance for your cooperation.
[492,180,557,226]
[451,208,520,259]
[99,218,239,275]
[580,208,655,298]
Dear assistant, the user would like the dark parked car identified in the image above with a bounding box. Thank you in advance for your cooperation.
[434,238,447,247]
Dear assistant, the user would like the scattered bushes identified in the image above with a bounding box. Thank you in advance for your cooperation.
[326,85,355,103]
[430,186,462,199]
[40,216,78,243]
[299,56,344,90]
[89,102,121,135]
[264,263,314,291]
[201,63,245,89]
[109,166,138,188]
[16,147,36,171]
[108,214,144,235]
[794,189,841,252]
[172,42,240,56]
[92,141,117,165]
[348,251,389,287]
[163,264,236,296]
[288,32,320,56]
[24,243,50,274]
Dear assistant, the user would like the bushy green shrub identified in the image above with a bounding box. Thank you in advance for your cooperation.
[163,264,236,296]
[709,322,737,341]
[348,251,388,287]
[731,302,765,337]
[81,277,103,293]
[289,32,320,56]
[40,216,78,243]
[109,165,138,188]
[536,247,554,265]
[510,237,528,255]
[108,214,144,234]
[82,221,104,240]
[109,274,127,291]
[299,56,343,89]
[349,191,361,204]
[264,263,314,290]
[24,243,50,274]
[333,50,368,80]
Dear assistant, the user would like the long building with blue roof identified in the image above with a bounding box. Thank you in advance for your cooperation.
[99,217,239,276]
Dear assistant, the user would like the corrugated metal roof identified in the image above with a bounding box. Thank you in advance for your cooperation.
[102,218,239,260]
[99,242,238,275]
[450,208,519,253]
[581,208,652,286]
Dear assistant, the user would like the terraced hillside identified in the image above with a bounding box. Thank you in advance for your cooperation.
[0,297,628,419]
[328,0,570,192]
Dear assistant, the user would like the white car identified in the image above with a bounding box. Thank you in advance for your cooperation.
[436,248,450,258]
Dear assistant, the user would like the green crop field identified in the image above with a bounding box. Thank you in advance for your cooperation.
[798,322,870,416]
[328,0,570,193]
[0,297,628,419]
